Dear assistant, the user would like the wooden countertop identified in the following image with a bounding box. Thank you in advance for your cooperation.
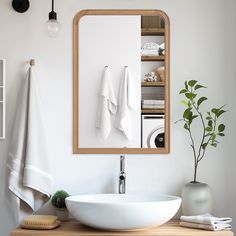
[11,220,234,236]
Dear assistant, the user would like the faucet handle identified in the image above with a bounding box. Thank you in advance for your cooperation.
[120,155,125,172]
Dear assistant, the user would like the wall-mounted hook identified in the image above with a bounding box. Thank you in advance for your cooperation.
[12,0,30,13]
[30,59,35,66]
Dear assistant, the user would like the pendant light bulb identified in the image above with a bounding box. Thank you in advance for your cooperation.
[45,0,61,37]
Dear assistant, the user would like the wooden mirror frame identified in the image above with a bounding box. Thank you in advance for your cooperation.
[73,9,170,154]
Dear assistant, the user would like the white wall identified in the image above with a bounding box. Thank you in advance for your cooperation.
[0,0,235,235]
[79,15,141,148]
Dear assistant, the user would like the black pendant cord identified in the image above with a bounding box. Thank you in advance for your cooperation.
[52,0,54,12]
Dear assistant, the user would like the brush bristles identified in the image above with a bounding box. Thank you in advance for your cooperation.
[22,215,58,226]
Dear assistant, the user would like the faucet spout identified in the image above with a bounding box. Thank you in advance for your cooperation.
[119,155,126,194]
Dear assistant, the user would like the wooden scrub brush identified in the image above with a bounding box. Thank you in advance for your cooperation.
[21,215,61,230]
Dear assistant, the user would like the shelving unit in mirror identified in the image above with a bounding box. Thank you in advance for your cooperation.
[0,59,6,140]
[141,15,165,116]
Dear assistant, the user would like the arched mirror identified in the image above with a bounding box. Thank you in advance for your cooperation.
[73,10,170,154]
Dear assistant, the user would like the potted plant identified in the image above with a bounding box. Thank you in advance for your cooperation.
[178,80,227,215]
[51,190,70,221]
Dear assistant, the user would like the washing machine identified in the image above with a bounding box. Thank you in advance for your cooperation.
[141,114,165,148]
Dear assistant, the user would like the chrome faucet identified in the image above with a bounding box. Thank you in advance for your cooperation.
[119,155,126,194]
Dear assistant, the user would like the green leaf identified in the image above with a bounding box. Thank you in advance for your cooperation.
[183,108,192,120]
[212,133,216,141]
[206,127,212,132]
[184,123,189,130]
[211,108,218,114]
[195,84,206,90]
[185,93,197,100]
[211,143,217,147]
[202,143,208,150]
[218,133,225,137]
[208,120,213,127]
[207,112,211,116]
[197,97,207,107]
[185,81,188,90]
[181,100,188,106]
[179,89,188,94]
[216,110,226,118]
[206,116,212,120]
[188,80,198,87]
[218,124,225,132]
[186,111,193,121]
[192,115,198,120]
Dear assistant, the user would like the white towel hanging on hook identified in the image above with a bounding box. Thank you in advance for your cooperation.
[96,66,117,140]
[116,66,138,141]
[7,60,53,222]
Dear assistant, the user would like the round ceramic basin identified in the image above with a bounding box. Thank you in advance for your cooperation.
[66,194,181,231]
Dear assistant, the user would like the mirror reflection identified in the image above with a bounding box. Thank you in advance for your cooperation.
[73,10,169,154]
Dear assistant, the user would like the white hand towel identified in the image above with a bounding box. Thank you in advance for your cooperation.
[96,67,117,140]
[142,100,165,105]
[116,67,137,141]
[180,221,232,231]
[141,49,159,56]
[180,214,232,225]
[7,66,53,221]
[142,42,160,50]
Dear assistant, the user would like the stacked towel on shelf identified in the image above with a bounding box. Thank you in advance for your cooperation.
[141,42,165,56]
[180,214,232,231]
[142,100,165,109]
[141,42,159,56]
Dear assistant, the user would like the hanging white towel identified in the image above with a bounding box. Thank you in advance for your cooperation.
[96,67,117,140]
[7,65,53,221]
[116,66,138,141]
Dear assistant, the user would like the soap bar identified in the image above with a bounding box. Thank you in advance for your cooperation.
[21,215,60,230]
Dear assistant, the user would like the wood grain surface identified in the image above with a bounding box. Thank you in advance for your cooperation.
[11,220,234,236]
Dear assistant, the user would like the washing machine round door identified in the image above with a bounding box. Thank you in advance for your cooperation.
[147,127,165,148]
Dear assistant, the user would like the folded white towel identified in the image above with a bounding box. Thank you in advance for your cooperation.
[96,67,117,140]
[7,66,53,221]
[116,67,137,141]
[180,214,232,225]
[141,49,159,56]
[180,221,232,231]
[142,100,165,105]
[142,42,159,50]
[142,104,165,109]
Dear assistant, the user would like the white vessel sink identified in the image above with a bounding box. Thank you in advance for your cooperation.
[66,194,181,231]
